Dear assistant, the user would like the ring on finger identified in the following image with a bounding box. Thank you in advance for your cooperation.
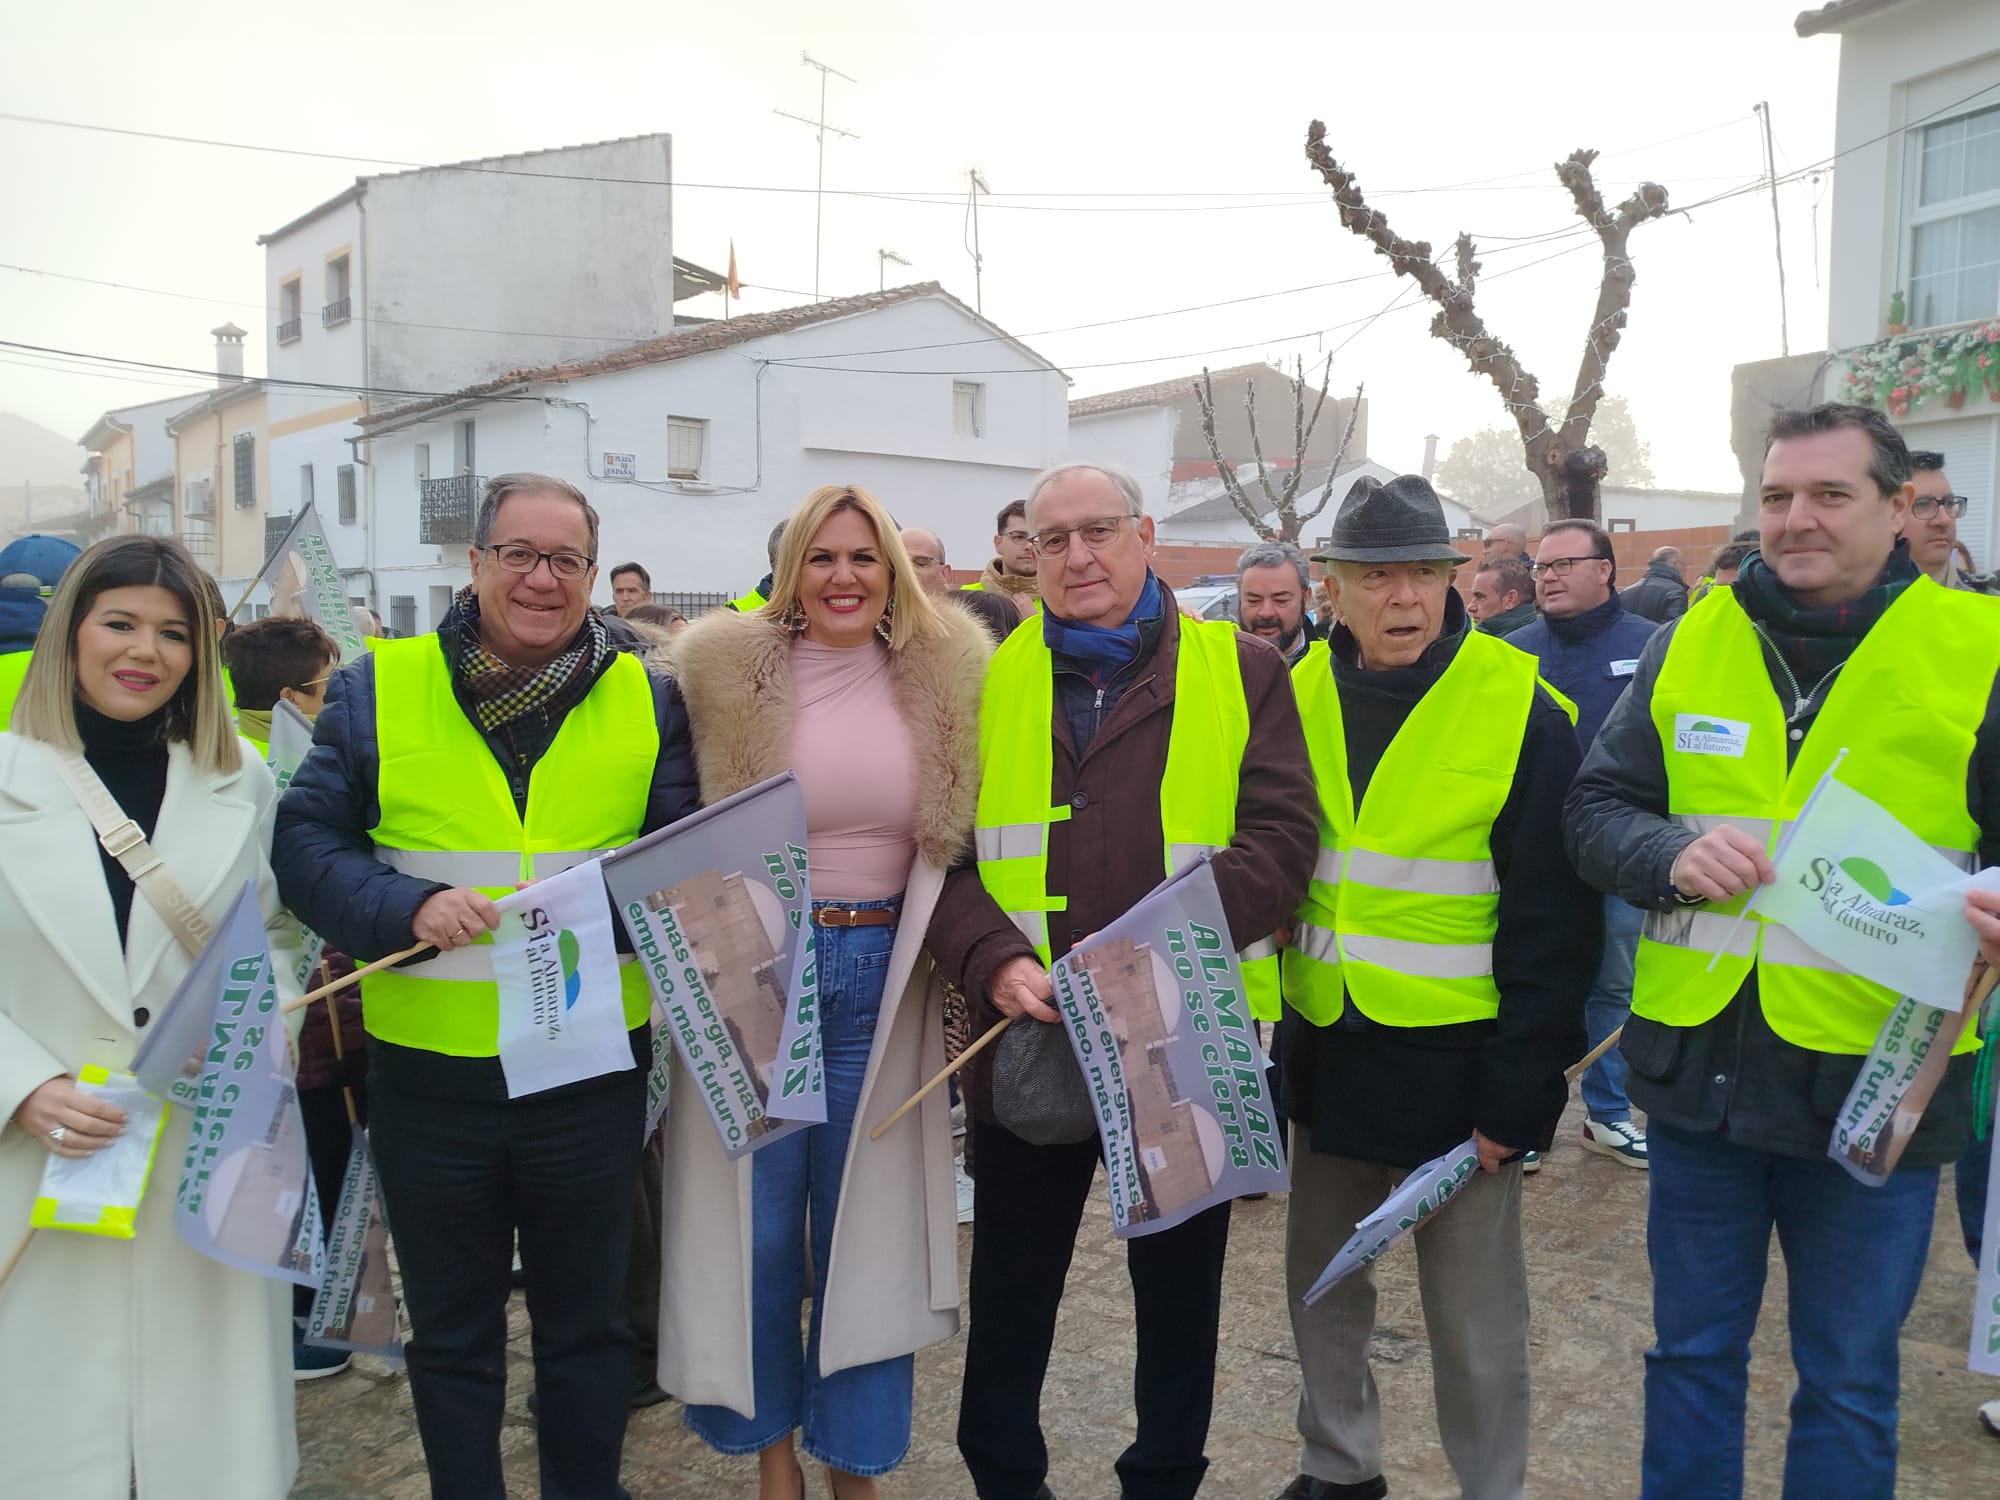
[47,1125,66,1144]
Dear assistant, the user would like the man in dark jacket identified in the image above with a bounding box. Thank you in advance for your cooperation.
[276,472,697,1500]
[1273,475,1598,1500]
[0,532,80,728]
[1469,555,1536,636]
[1563,403,2000,1499]
[927,460,1317,1500]
[1508,518,1659,1168]
[1619,546,1689,623]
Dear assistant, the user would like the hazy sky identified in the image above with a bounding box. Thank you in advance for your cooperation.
[4,0,1843,491]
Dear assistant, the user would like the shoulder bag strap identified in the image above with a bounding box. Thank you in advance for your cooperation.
[49,748,212,958]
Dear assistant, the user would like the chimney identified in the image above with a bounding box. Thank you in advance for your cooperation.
[212,322,248,385]
[1421,433,1439,482]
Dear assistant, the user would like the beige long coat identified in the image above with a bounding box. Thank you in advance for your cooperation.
[0,733,299,1500]
[661,604,988,1416]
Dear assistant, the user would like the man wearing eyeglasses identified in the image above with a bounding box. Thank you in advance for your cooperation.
[1505,519,1661,1172]
[275,471,698,1500]
[929,461,1317,1500]
[963,498,1043,620]
[1906,450,1995,593]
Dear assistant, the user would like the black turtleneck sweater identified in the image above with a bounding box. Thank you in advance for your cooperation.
[76,701,170,945]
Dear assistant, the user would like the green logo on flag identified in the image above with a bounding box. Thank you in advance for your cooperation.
[1837,858,1911,907]
[558,929,583,1008]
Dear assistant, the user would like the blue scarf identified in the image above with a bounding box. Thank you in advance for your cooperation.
[1043,571,1163,674]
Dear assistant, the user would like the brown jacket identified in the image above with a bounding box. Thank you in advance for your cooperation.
[926,592,1319,1124]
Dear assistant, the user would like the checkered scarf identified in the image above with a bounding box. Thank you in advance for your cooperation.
[449,586,612,733]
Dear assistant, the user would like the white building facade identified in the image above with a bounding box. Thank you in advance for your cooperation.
[354,285,1068,631]
[1807,0,2000,566]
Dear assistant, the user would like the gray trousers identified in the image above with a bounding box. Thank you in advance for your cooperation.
[1283,1127,1530,1500]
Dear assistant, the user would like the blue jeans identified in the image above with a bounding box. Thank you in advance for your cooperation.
[683,896,914,1475]
[1583,894,1641,1123]
[1641,1122,1938,1500]
[1960,1127,1991,1263]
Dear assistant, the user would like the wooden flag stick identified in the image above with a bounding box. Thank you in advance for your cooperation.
[1564,1025,1624,1085]
[869,1014,1020,1142]
[282,942,431,1015]
[0,1225,34,1293]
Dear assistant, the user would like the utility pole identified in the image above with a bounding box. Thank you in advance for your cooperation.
[877,247,911,291]
[1755,100,1790,357]
[774,52,858,303]
[965,169,991,314]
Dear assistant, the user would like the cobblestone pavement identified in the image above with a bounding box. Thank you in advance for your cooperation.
[295,1101,1995,1498]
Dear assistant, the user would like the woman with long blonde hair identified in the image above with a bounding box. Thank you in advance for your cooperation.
[0,535,299,1498]
[662,484,990,1500]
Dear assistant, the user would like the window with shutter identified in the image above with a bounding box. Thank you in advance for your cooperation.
[667,416,705,480]
[233,434,256,507]
[337,464,357,524]
[953,381,984,438]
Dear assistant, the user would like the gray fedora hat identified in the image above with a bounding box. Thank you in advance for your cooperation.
[1310,474,1474,565]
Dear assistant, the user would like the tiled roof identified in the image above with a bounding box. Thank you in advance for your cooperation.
[1068,362,1292,417]
[1794,0,1921,36]
[361,283,1054,428]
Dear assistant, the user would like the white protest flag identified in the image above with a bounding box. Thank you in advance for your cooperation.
[490,858,636,1099]
[1050,856,1288,1239]
[132,885,324,1286]
[1973,1084,2000,1376]
[1756,776,2000,1006]
[1302,1137,1483,1306]
[306,1125,404,1365]
[240,500,366,662]
[265,700,326,991]
[601,772,825,1160]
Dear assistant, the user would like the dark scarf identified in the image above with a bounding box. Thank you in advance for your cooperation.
[1043,570,1163,675]
[447,587,612,733]
[1733,544,1920,705]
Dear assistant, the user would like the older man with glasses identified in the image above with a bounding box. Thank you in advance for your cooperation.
[275,472,699,1500]
[928,461,1317,1500]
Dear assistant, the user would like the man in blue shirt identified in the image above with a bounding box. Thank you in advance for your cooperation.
[1508,518,1659,1167]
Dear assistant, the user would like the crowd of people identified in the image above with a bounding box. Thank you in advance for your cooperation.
[1,399,1999,1500]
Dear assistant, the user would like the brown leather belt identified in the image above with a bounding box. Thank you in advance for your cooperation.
[811,906,898,928]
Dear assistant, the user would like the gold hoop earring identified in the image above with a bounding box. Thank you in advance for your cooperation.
[781,598,807,634]
[875,592,896,643]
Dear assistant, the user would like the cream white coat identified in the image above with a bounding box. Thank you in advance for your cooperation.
[0,732,299,1500]
[660,604,988,1416]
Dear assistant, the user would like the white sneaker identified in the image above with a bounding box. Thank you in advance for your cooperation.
[1581,1118,1649,1169]
[954,1155,975,1225]
[1980,1397,2000,1437]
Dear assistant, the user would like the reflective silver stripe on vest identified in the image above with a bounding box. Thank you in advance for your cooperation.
[1238,936,1279,963]
[1169,841,1224,876]
[398,945,498,982]
[1641,906,1850,975]
[1006,910,1048,949]
[1340,932,1494,981]
[1759,923,1852,976]
[1346,847,1499,898]
[380,848,520,888]
[1291,921,1342,964]
[1312,846,1343,887]
[976,823,1047,862]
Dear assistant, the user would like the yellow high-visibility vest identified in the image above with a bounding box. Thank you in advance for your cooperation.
[1282,632,1555,1027]
[363,636,658,1055]
[973,615,1281,1020]
[1633,578,2000,1055]
[0,650,30,730]
[729,589,767,612]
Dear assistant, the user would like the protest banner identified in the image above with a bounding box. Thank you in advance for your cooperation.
[1050,857,1287,1238]
[306,1126,404,1364]
[1301,1136,1483,1306]
[601,772,825,1160]
[643,1002,674,1142]
[234,501,366,662]
[134,882,323,1288]
[490,858,637,1098]
[1758,776,2000,1004]
[1827,991,1979,1187]
[1973,1074,2000,1377]
[265,699,326,991]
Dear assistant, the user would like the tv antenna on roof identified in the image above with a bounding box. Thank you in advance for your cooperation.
[877,248,911,291]
[773,52,859,303]
[965,168,991,314]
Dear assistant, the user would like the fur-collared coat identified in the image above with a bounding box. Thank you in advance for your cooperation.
[659,601,989,1415]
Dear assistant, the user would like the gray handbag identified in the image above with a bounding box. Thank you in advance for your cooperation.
[990,1016,1098,1146]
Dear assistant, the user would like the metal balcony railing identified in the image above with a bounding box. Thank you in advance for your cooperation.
[420,474,483,546]
[321,297,351,327]
[277,317,302,344]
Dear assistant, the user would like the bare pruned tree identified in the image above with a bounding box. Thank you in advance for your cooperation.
[1303,120,1668,521]
[1191,357,1365,545]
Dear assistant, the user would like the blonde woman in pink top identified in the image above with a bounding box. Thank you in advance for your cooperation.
[664,484,990,1500]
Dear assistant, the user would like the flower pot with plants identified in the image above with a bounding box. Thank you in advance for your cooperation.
[1888,290,1908,336]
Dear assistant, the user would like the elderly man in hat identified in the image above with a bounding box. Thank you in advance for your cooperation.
[1272,475,1601,1500]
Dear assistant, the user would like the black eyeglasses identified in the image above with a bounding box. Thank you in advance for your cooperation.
[476,543,594,581]
[1529,554,1609,578]
[1911,494,1969,519]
